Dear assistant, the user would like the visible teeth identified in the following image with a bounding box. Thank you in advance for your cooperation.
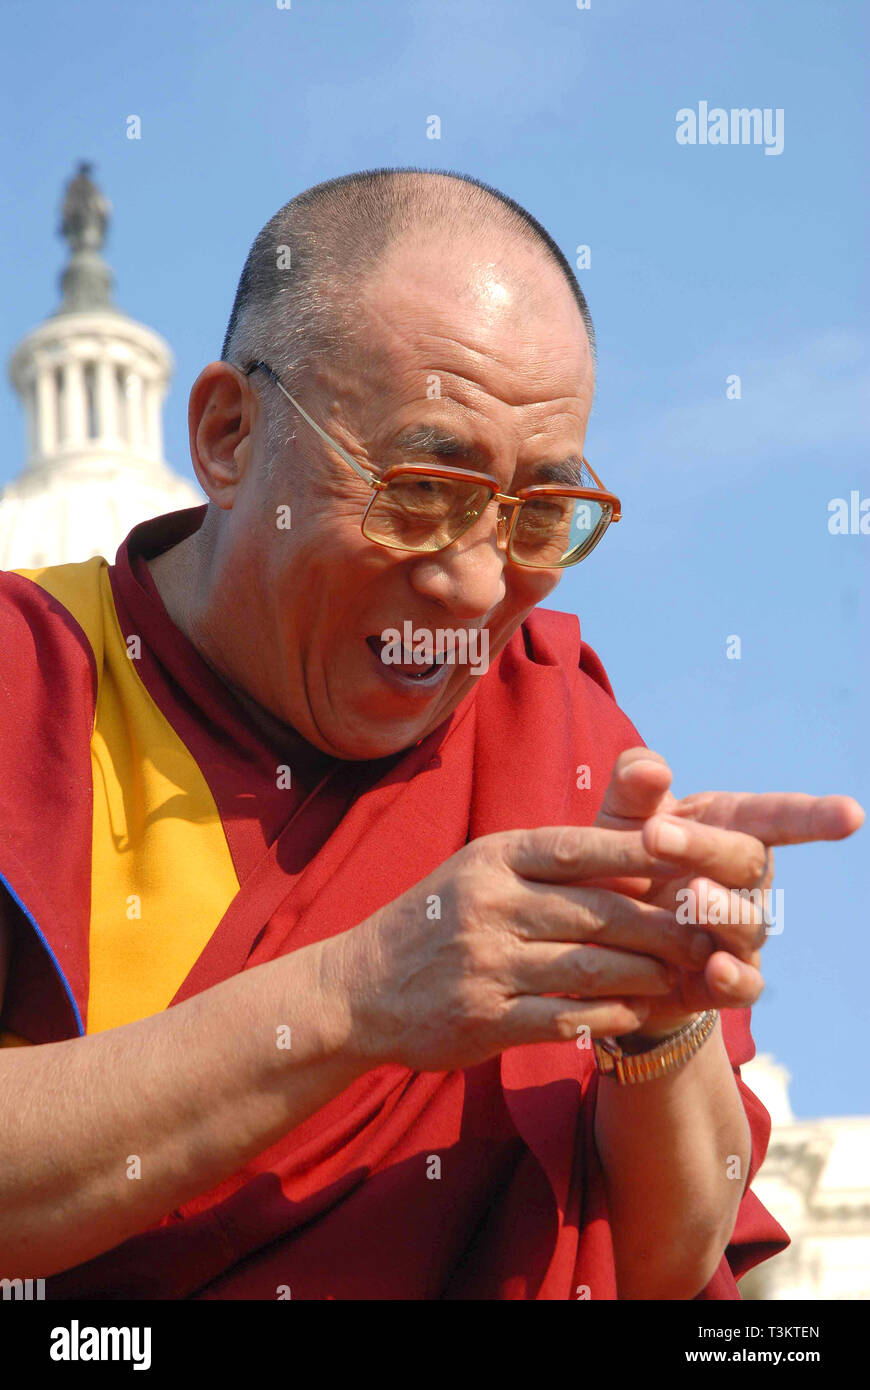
[366,635,446,681]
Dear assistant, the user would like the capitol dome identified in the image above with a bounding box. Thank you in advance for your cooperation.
[1,160,202,570]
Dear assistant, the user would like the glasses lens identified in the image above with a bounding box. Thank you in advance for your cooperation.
[363,474,491,552]
[509,495,612,567]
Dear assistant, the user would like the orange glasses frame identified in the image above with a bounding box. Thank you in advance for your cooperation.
[364,461,622,564]
[245,360,622,564]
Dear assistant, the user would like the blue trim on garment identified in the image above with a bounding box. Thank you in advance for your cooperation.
[0,870,85,1038]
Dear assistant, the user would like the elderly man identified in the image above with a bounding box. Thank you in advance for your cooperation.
[0,168,862,1301]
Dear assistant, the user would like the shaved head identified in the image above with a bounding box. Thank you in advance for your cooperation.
[220,168,595,457]
[166,168,600,760]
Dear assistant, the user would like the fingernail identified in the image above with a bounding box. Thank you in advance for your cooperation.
[720,958,740,988]
[621,758,667,778]
[690,932,713,966]
[654,818,689,855]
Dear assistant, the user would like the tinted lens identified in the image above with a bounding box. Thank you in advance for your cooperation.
[510,495,611,567]
[363,474,491,552]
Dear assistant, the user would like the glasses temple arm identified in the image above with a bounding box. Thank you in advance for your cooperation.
[582,456,607,490]
[246,361,379,487]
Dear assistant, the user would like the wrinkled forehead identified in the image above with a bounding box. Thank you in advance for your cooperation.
[340,237,593,412]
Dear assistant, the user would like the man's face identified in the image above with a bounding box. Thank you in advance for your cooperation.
[222,231,595,760]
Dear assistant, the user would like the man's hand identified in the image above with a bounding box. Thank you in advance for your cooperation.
[593,748,865,1036]
[596,748,863,849]
[334,818,781,1075]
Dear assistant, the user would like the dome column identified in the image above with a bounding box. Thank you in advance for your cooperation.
[97,355,118,444]
[63,357,86,447]
[35,362,57,460]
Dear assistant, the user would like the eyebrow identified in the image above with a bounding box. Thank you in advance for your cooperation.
[388,425,589,486]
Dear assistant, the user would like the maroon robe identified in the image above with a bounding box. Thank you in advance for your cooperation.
[0,506,789,1298]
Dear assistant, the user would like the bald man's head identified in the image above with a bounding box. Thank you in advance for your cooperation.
[220,168,595,456]
[174,169,602,758]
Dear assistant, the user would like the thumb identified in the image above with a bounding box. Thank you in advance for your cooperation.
[596,749,676,828]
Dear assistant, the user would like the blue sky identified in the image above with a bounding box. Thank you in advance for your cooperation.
[1,0,867,1117]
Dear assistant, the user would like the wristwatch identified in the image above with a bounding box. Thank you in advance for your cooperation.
[593,1009,719,1085]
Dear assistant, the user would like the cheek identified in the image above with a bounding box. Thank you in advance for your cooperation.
[271,472,355,526]
[509,568,562,610]
[265,472,364,557]
[266,508,392,619]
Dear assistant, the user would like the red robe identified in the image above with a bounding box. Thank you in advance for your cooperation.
[0,505,788,1299]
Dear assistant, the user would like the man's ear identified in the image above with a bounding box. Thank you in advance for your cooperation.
[188,362,258,508]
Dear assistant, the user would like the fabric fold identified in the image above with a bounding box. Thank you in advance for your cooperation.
[0,507,789,1299]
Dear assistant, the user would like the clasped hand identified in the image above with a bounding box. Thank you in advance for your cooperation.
[592,749,864,1037]
[337,750,863,1074]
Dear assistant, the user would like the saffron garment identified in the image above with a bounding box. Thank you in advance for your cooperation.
[0,505,788,1300]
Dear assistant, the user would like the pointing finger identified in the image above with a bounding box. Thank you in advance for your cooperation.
[673,791,865,846]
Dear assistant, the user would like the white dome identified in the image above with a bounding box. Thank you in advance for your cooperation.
[741,1052,796,1126]
[2,161,203,570]
[0,465,201,570]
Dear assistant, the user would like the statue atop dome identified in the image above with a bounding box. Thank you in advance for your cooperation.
[60,161,112,254]
[55,160,115,313]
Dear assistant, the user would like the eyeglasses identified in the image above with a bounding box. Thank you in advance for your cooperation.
[245,360,621,569]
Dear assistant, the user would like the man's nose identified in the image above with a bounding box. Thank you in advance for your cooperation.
[406,514,508,617]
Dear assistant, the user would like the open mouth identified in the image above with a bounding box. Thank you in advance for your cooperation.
[365,635,448,681]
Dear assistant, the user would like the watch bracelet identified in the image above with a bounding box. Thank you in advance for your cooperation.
[593,1009,719,1085]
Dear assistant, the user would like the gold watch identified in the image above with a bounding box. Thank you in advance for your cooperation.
[593,1010,719,1085]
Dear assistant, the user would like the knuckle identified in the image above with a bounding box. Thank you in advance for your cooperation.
[570,946,604,990]
[453,980,494,1021]
[553,1013,580,1043]
[465,894,512,944]
[747,840,767,882]
[657,962,676,990]
[578,904,607,938]
[452,862,501,922]
[445,974,507,1037]
[550,827,583,867]
[736,972,765,1006]
[452,927,498,976]
[576,887,611,936]
[494,826,537,868]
